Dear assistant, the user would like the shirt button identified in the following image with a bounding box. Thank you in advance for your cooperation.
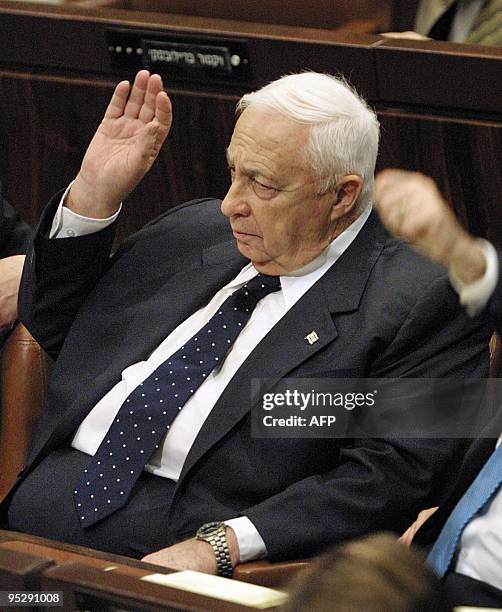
[66,228,76,237]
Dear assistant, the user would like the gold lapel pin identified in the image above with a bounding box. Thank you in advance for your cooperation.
[304,331,319,345]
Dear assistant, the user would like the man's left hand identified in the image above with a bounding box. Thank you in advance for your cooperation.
[0,255,26,331]
[142,527,240,574]
[399,506,438,547]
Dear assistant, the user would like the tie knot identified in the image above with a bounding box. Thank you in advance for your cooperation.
[230,274,281,313]
[242,273,281,301]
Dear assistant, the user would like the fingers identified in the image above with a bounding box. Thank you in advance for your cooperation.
[375,169,416,208]
[138,73,163,123]
[120,71,172,132]
[398,507,438,547]
[374,169,416,233]
[124,69,151,118]
[374,169,470,269]
[103,70,153,121]
[154,91,173,132]
[103,80,131,119]
[375,169,434,220]
[374,169,435,243]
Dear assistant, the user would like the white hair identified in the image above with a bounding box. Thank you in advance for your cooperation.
[237,72,379,210]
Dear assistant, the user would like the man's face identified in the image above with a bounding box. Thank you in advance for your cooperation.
[221,108,341,276]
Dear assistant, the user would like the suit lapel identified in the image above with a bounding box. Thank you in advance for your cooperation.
[179,211,387,481]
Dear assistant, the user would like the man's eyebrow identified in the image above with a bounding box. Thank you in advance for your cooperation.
[224,148,281,187]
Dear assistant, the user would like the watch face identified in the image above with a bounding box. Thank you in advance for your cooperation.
[198,521,222,537]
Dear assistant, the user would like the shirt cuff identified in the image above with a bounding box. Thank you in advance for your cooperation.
[225,516,267,563]
[50,182,121,239]
[449,239,499,317]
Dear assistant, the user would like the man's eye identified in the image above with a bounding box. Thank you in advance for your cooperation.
[251,178,278,198]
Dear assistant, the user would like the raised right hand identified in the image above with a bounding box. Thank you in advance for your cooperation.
[68,70,172,218]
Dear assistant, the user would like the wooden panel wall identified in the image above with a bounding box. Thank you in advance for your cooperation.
[390,0,421,30]
[377,113,502,249]
[94,0,393,31]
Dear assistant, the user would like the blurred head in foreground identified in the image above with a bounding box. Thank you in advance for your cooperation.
[281,533,452,612]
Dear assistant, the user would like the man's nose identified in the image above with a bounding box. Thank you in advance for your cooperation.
[221,180,251,218]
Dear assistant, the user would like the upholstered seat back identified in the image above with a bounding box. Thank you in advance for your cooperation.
[0,324,52,500]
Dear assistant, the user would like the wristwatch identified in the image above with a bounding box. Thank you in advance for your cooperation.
[196,521,233,578]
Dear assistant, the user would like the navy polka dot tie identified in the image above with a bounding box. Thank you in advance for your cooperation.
[74,273,281,527]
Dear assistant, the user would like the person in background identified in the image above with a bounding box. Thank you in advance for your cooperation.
[382,0,502,46]
[0,191,31,346]
[281,533,452,612]
[375,168,502,607]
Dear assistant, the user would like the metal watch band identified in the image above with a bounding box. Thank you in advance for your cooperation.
[196,522,233,578]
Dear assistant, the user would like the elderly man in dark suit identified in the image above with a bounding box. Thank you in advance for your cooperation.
[375,169,502,606]
[3,71,491,576]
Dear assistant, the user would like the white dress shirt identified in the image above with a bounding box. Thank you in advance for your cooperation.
[450,239,502,590]
[50,189,371,561]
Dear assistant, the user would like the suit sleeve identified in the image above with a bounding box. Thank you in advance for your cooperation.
[17,194,219,360]
[243,275,491,561]
[18,192,117,359]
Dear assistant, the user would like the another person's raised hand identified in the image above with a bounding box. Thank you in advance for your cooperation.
[68,70,172,218]
[375,169,486,284]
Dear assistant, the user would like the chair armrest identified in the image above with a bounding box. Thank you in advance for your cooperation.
[0,324,52,500]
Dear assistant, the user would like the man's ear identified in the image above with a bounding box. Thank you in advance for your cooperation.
[328,174,364,221]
